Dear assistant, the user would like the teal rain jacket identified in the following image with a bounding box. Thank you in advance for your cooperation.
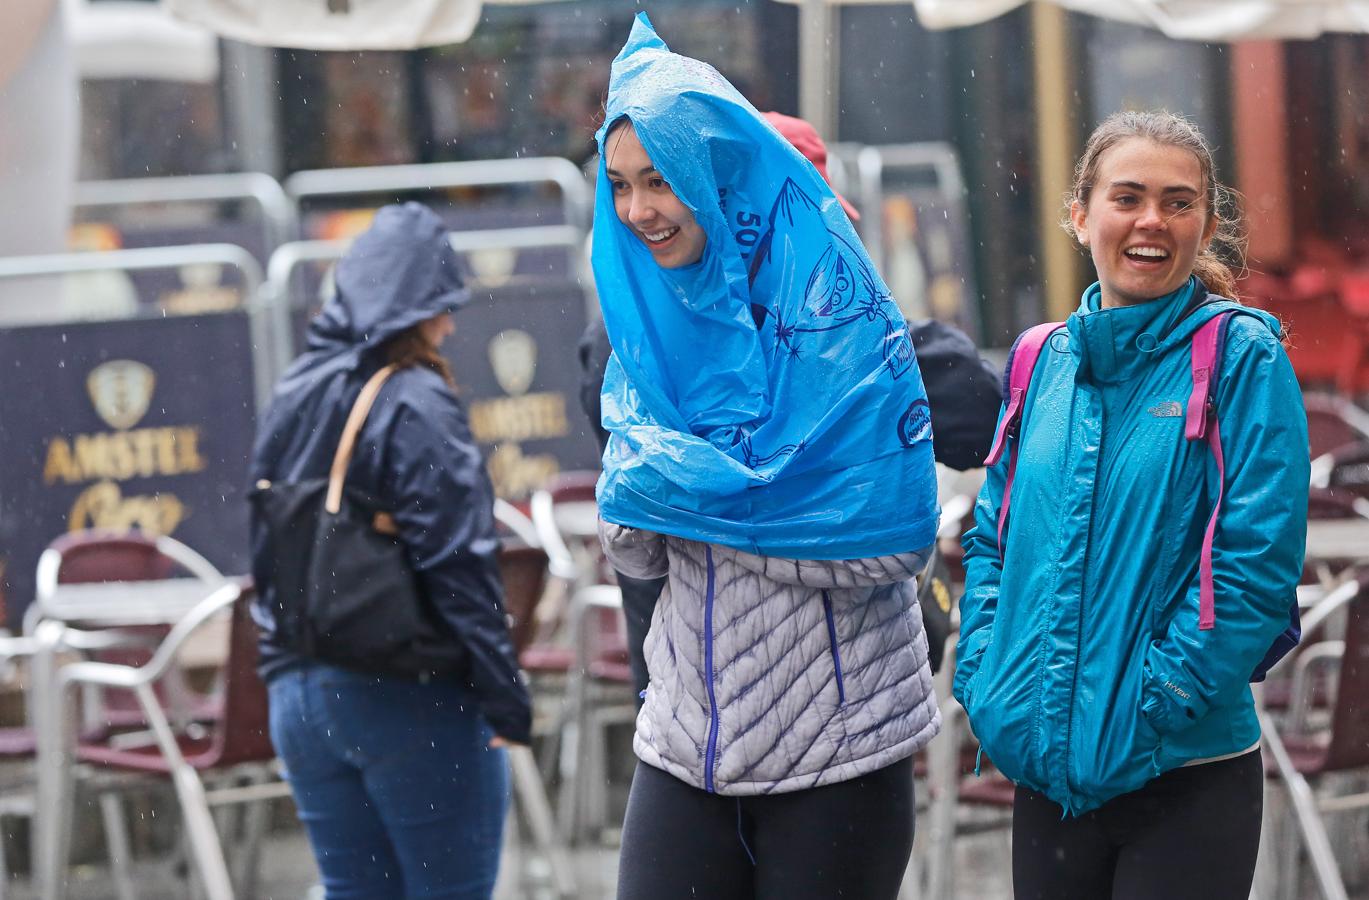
[952,278,1308,816]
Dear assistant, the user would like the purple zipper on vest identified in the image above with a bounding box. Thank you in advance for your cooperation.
[704,546,720,793]
[822,591,847,704]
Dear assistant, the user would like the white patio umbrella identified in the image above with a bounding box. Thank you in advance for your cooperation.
[163,0,575,51]
[779,0,1369,135]
[776,0,1369,319]
[912,0,1369,40]
[163,0,483,50]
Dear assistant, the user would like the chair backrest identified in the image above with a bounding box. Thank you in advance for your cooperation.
[499,545,551,657]
[33,530,229,732]
[44,531,172,583]
[1308,487,1367,522]
[545,469,599,505]
[535,470,608,586]
[544,470,601,549]
[208,584,275,767]
[33,530,226,630]
[1304,392,1369,460]
[1322,568,1369,772]
[1324,441,1369,506]
[493,499,542,550]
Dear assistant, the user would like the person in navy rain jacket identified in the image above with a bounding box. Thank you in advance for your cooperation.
[249,202,529,900]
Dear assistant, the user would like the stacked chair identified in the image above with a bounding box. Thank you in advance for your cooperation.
[491,500,577,900]
[528,473,636,846]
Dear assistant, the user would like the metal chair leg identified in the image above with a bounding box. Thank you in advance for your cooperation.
[232,774,273,899]
[585,703,609,841]
[131,685,232,900]
[924,696,962,898]
[1250,776,1278,900]
[1260,709,1351,900]
[34,621,71,900]
[98,792,137,900]
[0,811,9,900]
[509,746,577,900]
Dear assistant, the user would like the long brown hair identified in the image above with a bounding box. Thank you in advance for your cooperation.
[381,323,456,389]
[1063,110,1247,299]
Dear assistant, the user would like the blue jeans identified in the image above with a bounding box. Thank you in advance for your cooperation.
[267,663,510,900]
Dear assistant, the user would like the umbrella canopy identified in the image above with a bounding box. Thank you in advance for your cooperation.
[164,0,483,50]
[917,0,1369,39]
[777,0,1369,40]
[67,0,218,82]
[163,0,577,51]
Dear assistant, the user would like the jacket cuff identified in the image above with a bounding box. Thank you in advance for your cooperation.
[483,698,533,746]
[598,520,669,579]
[1141,644,1205,736]
[951,645,987,709]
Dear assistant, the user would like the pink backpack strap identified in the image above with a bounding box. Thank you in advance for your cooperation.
[985,322,1064,560]
[1186,312,1233,631]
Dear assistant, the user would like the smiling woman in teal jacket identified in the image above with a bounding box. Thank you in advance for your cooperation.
[953,111,1308,900]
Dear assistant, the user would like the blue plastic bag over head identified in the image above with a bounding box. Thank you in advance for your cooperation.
[593,13,939,559]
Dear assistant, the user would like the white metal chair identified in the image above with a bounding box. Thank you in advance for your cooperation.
[28,531,242,900]
[50,583,287,900]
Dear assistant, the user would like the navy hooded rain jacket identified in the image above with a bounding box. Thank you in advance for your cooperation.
[248,202,531,744]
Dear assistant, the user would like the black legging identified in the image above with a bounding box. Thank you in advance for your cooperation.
[617,759,915,900]
[1013,750,1263,900]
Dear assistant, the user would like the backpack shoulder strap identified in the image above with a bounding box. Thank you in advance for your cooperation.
[1187,311,1234,631]
[985,322,1064,466]
[985,321,1064,560]
[326,365,398,515]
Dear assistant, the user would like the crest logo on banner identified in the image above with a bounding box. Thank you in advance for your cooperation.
[488,329,537,397]
[86,360,155,430]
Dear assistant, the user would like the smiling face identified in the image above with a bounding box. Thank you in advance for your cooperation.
[1070,138,1219,309]
[605,121,708,269]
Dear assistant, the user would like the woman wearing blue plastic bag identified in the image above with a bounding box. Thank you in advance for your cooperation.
[592,16,942,899]
[953,112,1308,898]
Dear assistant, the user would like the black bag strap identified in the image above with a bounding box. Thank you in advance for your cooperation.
[325,364,398,514]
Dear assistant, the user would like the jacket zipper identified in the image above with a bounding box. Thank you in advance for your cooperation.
[703,546,720,793]
[1062,393,1103,808]
[822,591,847,704]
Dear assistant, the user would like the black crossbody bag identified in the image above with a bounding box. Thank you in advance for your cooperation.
[250,365,465,678]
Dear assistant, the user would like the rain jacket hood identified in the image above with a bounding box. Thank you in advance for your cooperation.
[305,201,469,367]
[592,13,939,559]
[954,278,1306,815]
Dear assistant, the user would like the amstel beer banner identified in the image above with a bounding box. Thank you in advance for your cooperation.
[0,312,256,626]
[442,282,600,500]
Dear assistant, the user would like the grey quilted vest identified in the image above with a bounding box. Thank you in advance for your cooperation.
[601,522,941,796]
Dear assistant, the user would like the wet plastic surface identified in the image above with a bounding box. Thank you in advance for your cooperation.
[592,14,939,559]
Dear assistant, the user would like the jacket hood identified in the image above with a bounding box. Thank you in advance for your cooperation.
[1067,276,1281,385]
[307,202,469,361]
